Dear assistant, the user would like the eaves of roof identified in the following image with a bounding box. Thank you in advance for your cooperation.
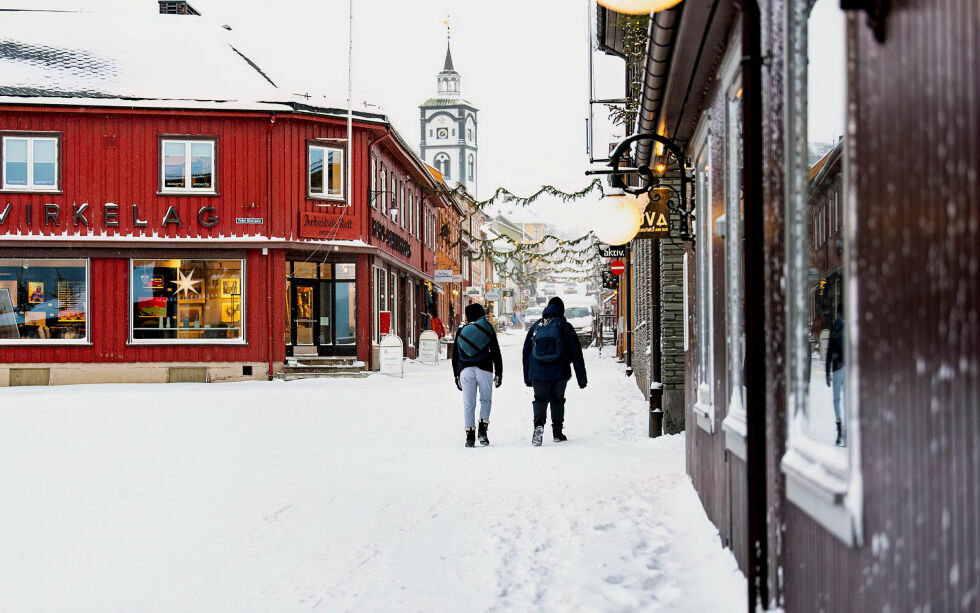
[419,98,479,111]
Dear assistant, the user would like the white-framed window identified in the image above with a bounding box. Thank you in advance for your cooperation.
[308,143,345,201]
[780,0,861,547]
[0,258,89,343]
[718,33,748,459]
[380,167,388,214]
[692,118,715,434]
[370,156,378,209]
[2,134,60,192]
[399,182,406,228]
[468,155,475,182]
[373,266,387,342]
[390,271,398,336]
[130,259,244,344]
[408,279,416,347]
[160,138,216,193]
[389,173,401,215]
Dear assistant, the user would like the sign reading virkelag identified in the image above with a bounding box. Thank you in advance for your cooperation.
[635,187,671,239]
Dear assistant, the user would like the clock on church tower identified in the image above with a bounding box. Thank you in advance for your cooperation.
[419,37,479,197]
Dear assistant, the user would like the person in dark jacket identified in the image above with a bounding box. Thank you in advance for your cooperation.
[825,302,845,446]
[522,297,588,446]
[452,303,503,447]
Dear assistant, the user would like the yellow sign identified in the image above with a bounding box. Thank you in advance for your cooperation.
[635,188,671,239]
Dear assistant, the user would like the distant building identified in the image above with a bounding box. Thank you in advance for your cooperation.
[419,40,478,198]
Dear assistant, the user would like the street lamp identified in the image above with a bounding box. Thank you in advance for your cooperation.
[596,0,684,15]
[593,192,643,246]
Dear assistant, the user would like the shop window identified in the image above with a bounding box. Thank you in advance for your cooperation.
[692,120,715,434]
[2,134,60,192]
[373,267,387,342]
[719,38,748,459]
[0,258,88,343]
[160,138,216,193]
[781,0,860,546]
[131,259,244,342]
[308,144,344,200]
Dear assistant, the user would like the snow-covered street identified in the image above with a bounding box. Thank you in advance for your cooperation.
[0,331,744,612]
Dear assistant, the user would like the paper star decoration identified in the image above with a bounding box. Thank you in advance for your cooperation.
[174,268,202,299]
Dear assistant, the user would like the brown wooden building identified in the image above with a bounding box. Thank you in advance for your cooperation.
[608,0,979,608]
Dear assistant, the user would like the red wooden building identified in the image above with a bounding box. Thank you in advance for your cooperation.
[0,9,461,385]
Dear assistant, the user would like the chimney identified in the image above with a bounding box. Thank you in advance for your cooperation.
[158,1,200,15]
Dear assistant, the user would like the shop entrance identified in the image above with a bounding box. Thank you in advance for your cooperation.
[286,262,357,357]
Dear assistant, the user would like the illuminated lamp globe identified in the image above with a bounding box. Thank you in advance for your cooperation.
[596,0,684,15]
[593,193,643,246]
[629,190,651,214]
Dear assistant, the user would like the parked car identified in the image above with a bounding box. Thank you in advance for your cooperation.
[523,306,544,330]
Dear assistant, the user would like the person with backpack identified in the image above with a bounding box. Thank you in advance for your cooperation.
[452,303,503,448]
[522,296,588,446]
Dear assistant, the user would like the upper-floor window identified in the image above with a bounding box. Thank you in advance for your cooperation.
[370,156,377,209]
[467,128,473,142]
[467,155,475,182]
[380,167,388,214]
[308,144,344,201]
[161,138,216,193]
[2,134,59,192]
[399,182,406,228]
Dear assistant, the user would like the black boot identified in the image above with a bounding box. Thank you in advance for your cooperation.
[553,424,567,442]
[478,420,490,446]
[835,420,843,447]
[465,427,476,448]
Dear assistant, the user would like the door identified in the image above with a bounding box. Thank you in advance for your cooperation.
[290,281,317,355]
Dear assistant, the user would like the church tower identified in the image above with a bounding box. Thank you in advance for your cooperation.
[419,34,478,197]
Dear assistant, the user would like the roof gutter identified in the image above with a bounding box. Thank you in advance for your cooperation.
[634,5,681,166]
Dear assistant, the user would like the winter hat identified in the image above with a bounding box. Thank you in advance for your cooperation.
[547,296,565,311]
[464,302,486,323]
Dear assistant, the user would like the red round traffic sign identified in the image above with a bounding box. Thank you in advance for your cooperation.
[610,260,626,275]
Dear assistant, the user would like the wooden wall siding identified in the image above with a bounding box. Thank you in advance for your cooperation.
[758,0,789,602]
[729,456,749,574]
[367,140,436,274]
[0,109,272,239]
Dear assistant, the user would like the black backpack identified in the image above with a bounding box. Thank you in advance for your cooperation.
[531,318,564,363]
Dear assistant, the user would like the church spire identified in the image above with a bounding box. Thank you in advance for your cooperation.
[443,42,454,72]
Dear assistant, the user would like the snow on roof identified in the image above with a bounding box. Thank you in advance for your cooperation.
[0,10,289,104]
[0,8,392,126]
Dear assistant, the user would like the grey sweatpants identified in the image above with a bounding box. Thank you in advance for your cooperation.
[461,366,493,428]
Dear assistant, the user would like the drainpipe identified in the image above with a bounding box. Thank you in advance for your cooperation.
[729,0,768,609]
[635,6,681,166]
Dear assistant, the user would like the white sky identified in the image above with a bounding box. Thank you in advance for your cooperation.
[7,0,625,235]
[807,0,846,145]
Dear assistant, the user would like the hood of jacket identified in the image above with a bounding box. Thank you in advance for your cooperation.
[542,302,565,319]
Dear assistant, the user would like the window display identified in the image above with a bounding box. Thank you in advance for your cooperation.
[131,259,243,342]
[0,258,88,342]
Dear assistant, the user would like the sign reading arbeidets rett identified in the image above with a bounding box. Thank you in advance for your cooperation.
[299,211,358,241]
[599,244,627,258]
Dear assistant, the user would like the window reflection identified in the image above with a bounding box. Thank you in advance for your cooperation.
[801,0,847,448]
